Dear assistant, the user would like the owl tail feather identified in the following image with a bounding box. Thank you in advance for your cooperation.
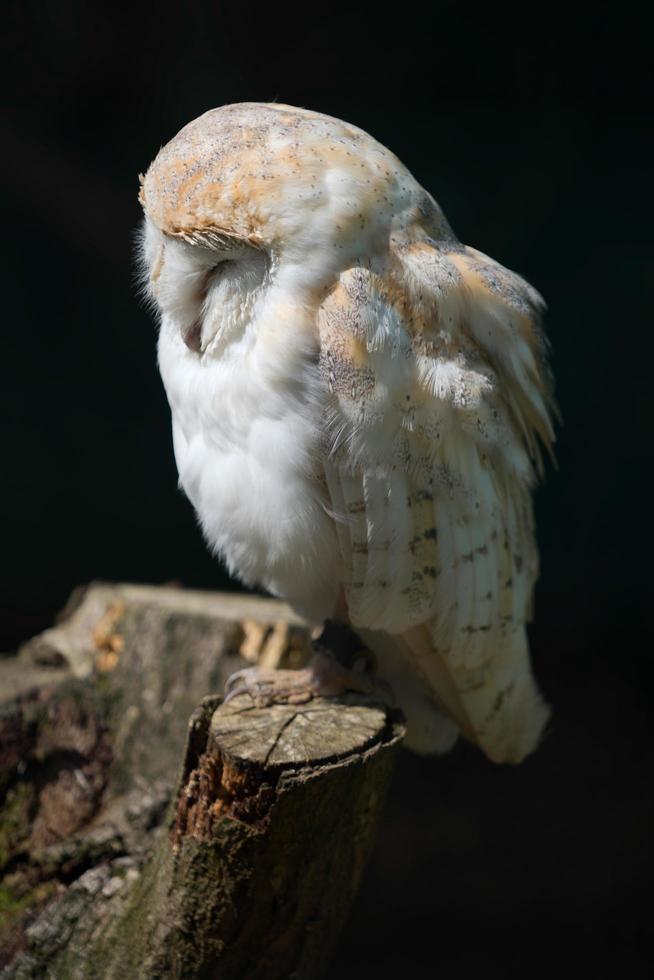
[396,623,550,764]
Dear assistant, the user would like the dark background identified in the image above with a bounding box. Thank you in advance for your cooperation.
[2,2,651,975]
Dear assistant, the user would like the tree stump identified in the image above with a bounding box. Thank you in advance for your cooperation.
[0,584,404,978]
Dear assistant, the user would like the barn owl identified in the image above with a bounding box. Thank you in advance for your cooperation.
[138,102,556,764]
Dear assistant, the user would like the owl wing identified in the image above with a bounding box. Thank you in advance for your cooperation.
[317,241,555,763]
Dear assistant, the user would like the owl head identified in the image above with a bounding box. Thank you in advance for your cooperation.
[138,102,454,354]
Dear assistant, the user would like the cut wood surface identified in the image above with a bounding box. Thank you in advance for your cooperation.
[0,583,404,978]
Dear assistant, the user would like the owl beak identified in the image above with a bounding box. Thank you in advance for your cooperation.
[183,320,203,354]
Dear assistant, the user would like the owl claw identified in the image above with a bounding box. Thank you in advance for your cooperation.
[223,670,314,707]
[222,652,385,709]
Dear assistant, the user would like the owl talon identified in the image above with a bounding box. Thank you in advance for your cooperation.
[222,683,252,704]
[224,669,252,695]
[222,652,381,708]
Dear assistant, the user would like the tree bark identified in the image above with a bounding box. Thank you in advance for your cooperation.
[0,583,404,978]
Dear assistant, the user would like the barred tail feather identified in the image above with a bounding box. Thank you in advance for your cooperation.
[401,621,549,763]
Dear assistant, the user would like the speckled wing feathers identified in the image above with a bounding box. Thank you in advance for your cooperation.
[318,241,554,762]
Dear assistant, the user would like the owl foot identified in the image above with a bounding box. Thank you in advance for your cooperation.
[223,651,379,708]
